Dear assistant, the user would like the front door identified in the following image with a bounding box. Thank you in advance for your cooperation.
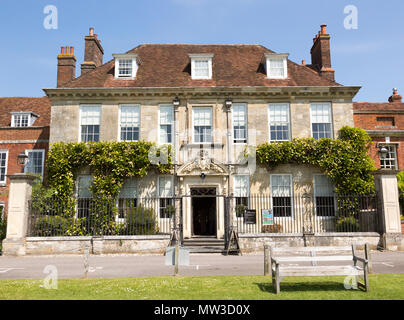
[191,188,217,236]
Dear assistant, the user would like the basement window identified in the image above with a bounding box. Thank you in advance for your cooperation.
[265,53,289,79]
[113,54,138,79]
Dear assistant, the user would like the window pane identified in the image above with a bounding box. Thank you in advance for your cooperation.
[380,145,397,169]
[194,60,209,77]
[119,179,138,198]
[159,177,173,198]
[269,58,285,78]
[234,175,249,197]
[269,104,290,141]
[311,103,332,139]
[271,175,292,217]
[160,105,174,144]
[193,108,212,143]
[314,175,335,217]
[78,176,93,198]
[120,105,140,141]
[25,150,44,175]
[233,105,247,143]
[119,59,133,77]
[0,152,7,183]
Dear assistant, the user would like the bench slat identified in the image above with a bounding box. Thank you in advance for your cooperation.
[273,255,354,262]
[271,246,352,253]
[274,265,363,277]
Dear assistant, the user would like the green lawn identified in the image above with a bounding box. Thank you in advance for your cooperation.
[1,274,403,300]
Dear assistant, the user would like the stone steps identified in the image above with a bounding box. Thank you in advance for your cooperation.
[183,237,225,254]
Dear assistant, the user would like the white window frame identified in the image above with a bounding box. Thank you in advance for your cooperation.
[268,103,291,142]
[310,102,333,139]
[232,104,248,144]
[158,176,174,220]
[113,54,138,79]
[80,105,101,143]
[117,178,139,223]
[379,144,398,170]
[158,104,174,145]
[189,54,213,80]
[0,150,9,185]
[118,104,141,142]
[11,112,38,127]
[313,174,336,219]
[265,53,289,79]
[270,174,294,219]
[233,175,250,219]
[24,149,45,178]
[192,107,213,144]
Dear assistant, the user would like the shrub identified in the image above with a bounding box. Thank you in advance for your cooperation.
[33,216,70,237]
[336,217,360,232]
[0,210,6,253]
[163,205,175,218]
[235,204,247,218]
[262,224,283,233]
[124,206,158,235]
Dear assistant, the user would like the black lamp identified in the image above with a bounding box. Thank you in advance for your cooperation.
[378,146,389,160]
[173,97,180,107]
[200,173,206,180]
[17,152,28,166]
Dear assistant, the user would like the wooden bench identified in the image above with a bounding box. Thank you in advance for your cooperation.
[269,245,369,294]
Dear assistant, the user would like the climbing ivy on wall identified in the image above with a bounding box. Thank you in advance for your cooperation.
[46,141,173,199]
[256,126,376,195]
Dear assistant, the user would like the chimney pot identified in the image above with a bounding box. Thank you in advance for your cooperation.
[302,60,306,66]
[321,24,327,35]
[57,44,76,87]
[81,27,104,75]
[389,88,402,103]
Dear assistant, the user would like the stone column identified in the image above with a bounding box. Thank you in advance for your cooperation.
[2,174,37,256]
[374,170,404,251]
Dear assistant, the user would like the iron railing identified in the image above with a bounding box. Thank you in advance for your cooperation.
[232,194,380,234]
[28,196,174,237]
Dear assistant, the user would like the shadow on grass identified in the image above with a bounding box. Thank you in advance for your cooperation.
[255,281,348,294]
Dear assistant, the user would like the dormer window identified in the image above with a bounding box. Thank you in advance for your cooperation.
[113,54,138,79]
[11,112,38,127]
[265,53,288,79]
[189,54,213,80]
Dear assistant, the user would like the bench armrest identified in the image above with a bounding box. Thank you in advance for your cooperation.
[353,255,368,266]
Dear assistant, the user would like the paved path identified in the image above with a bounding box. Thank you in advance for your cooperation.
[0,251,403,280]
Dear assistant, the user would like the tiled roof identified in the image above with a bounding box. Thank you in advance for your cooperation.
[0,97,51,127]
[62,44,341,88]
[353,102,404,111]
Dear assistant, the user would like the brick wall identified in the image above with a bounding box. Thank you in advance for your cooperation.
[0,127,49,216]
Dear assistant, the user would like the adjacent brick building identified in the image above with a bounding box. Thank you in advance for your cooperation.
[0,97,51,216]
[353,90,404,171]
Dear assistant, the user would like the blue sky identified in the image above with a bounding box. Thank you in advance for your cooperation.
[0,0,402,102]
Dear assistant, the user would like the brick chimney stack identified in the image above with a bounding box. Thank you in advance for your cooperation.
[310,24,335,82]
[388,88,403,103]
[57,46,76,87]
[81,27,104,75]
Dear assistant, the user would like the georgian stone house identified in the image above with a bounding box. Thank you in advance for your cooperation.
[44,26,360,239]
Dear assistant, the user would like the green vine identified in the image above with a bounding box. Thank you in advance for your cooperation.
[256,126,376,194]
[46,141,173,199]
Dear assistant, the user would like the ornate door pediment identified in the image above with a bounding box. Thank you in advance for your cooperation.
[177,151,228,176]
